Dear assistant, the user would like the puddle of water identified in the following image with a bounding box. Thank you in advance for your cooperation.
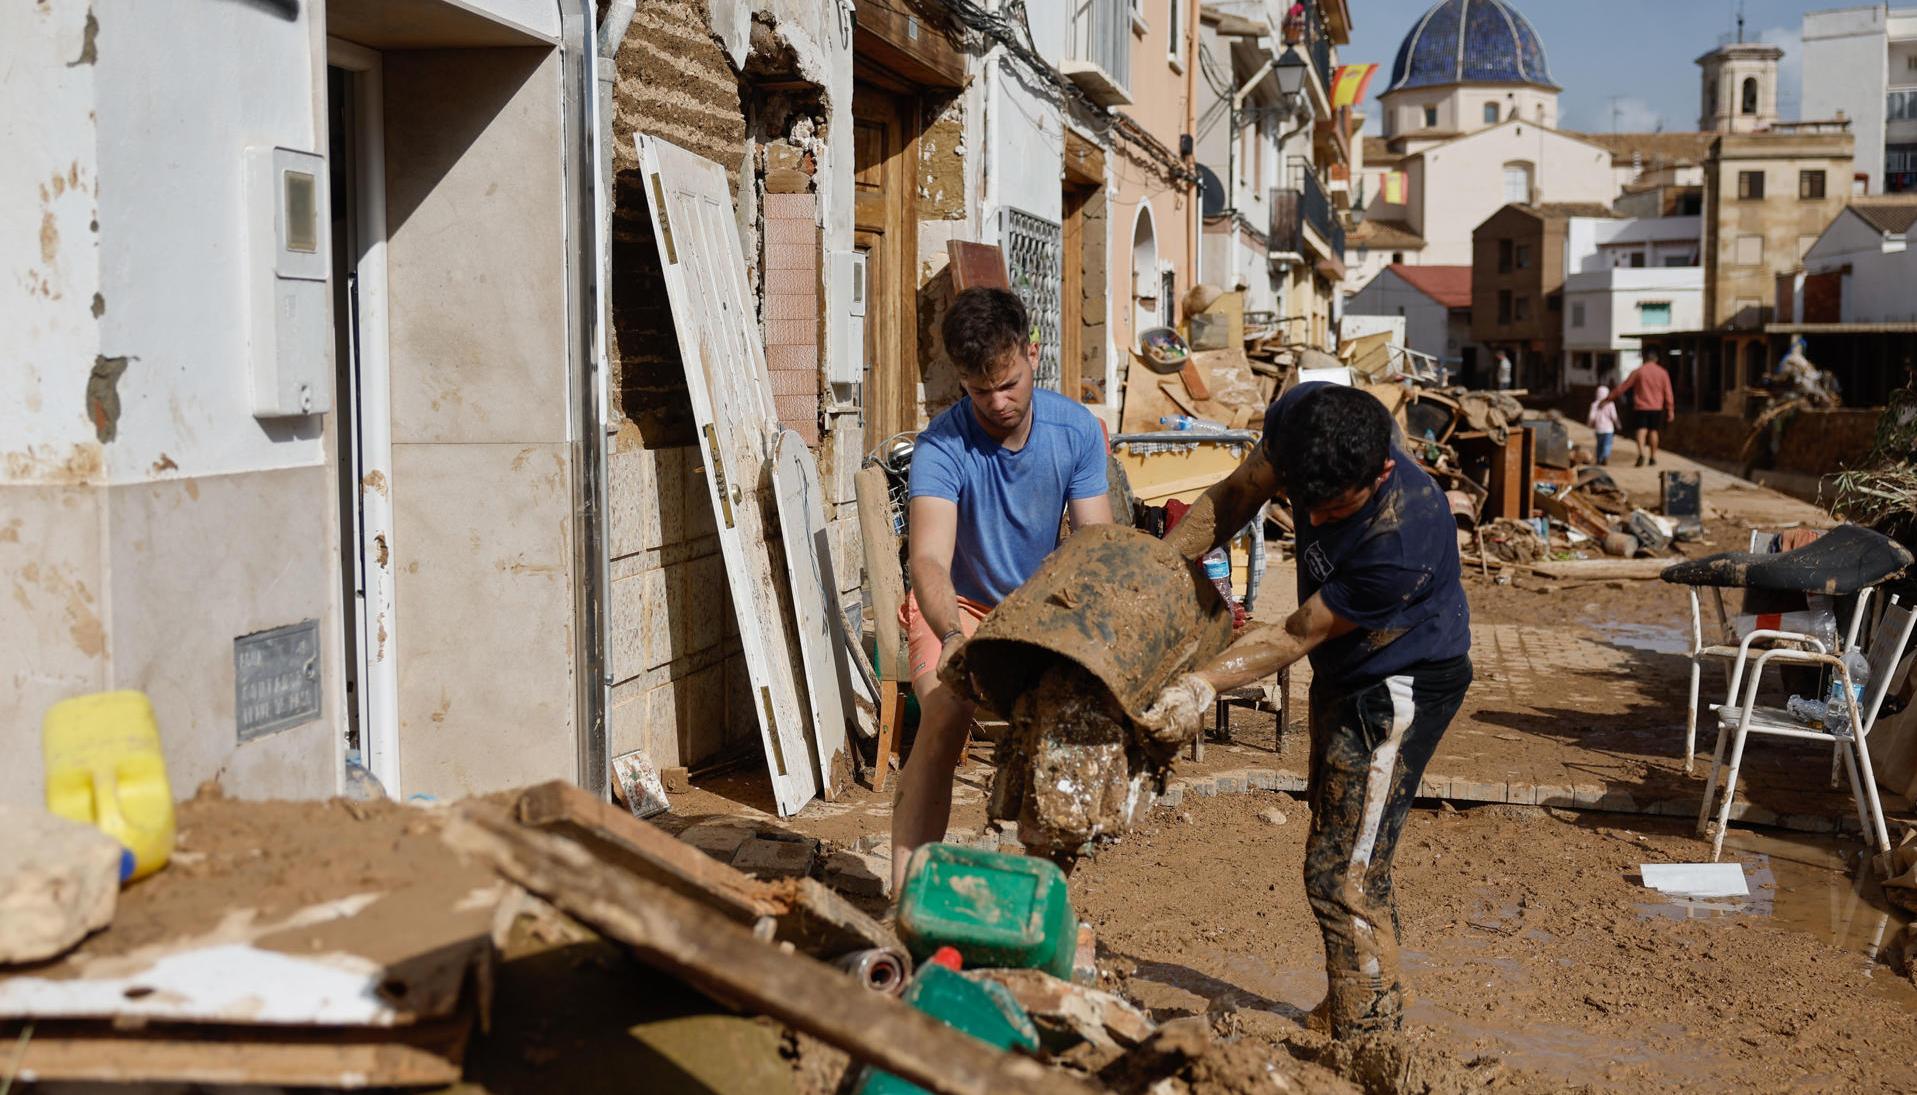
[1637,828,1914,982]
[1592,621,1691,656]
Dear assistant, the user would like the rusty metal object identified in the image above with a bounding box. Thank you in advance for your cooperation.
[831,947,910,995]
[944,525,1234,724]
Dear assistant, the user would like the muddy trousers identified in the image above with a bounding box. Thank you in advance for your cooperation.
[1304,655,1472,1039]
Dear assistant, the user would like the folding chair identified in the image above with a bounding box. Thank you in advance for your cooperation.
[1662,523,1912,774]
[1698,596,1917,861]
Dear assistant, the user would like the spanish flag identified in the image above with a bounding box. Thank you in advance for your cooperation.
[1330,63,1379,110]
[1382,171,1407,204]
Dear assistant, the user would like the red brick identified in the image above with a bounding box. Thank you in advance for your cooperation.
[765,344,816,375]
[763,291,818,322]
[764,242,815,271]
[765,319,813,347]
[768,366,818,396]
[763,192,816,220]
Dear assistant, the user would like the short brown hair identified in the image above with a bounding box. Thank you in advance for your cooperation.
[942,287,1029,378]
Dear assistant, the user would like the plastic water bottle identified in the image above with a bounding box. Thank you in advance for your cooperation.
[1159,414,1228,433]
[1823,651,1871,732]
[1202,548,1233,601]
[1787,694,1828,728]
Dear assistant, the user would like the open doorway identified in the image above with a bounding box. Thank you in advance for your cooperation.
[327,41,399,793]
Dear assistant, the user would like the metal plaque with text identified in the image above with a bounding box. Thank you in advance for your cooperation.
[234,619,322,741]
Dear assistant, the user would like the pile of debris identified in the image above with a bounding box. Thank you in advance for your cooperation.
[0,779,1369,1093]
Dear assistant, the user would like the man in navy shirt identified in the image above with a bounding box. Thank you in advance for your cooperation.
[892,288,1113,890]
[1147,381,1472,1040]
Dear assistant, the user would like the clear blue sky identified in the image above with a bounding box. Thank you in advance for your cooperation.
[1343,0,1822,134]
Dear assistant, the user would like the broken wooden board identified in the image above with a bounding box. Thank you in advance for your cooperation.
[639,134,818,814]
[1112,443,1250,507]
[772,429,854,799]
[1527,557,1673,581]
[444,802,1097,1095]
[512,781,897,957]
[1178,358,1211,401]
[855,463,909,790]
[947,240,1011,292]
[0,1011,472,1088]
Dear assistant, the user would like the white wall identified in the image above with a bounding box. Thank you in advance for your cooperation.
[1566,215,1702,273]
[1413,122,1615,265]
[1563,266,1703,385]
[1807,209,1917,322]
[1803,5,1891,190]
[1345,268,1450,363]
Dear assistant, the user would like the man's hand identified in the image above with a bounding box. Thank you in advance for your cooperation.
[1137,673,1216,744]
[934,632,965,685]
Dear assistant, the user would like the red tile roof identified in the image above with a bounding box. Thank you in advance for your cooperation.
[1390,264,1472,309]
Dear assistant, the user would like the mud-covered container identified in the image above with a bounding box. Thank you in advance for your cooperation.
[945,524,1235,723]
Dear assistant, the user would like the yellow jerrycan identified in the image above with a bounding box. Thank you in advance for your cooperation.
[43,690,174,882]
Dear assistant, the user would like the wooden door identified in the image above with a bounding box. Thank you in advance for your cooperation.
[638,135,820,815]
[852,81,918,446]
[1061,186,1088,403]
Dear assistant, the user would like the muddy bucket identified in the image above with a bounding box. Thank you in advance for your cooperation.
[944,524,1234,723]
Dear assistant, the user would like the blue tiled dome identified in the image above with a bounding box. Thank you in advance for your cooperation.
[1386,0,1558,93]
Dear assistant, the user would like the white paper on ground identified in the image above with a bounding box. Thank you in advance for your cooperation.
[1641,862,1749,898]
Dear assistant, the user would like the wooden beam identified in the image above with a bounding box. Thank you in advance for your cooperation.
[2,1013,471,1087]
[444,804,1100,1095]
[512,781,897,957]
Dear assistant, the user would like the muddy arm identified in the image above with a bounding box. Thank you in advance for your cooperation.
[1165,446,1282,560]
[1193,593,1354,693]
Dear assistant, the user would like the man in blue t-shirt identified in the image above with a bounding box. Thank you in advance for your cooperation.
[892,287,1112,890]
[1147,381,1472,1040]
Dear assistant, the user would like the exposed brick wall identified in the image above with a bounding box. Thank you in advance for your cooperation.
[610,0,744,451]
[762,193,821,444]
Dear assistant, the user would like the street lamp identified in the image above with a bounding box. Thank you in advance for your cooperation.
[1274,47,1308,101]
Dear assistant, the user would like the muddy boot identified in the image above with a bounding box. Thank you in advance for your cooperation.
[1304,996,1334,1035]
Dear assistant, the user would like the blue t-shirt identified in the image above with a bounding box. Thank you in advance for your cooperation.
[1262,383,1472,689]
[908,388,1109,605]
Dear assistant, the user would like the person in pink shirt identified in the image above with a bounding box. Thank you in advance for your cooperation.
[1602,356,1675,466]
[1587,372,1621,465]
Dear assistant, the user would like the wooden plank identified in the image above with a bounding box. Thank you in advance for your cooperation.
[2,1012,471,1087]
[1527,558,1672,580]
[855,464,907,790]
[1178,359,1211,401]
[516,782,774,922]
[947,240,1010,293]
[514,782,898,957]
[444,804,1098,1095]
[1158,379,1199,417]
[852,13,964,88]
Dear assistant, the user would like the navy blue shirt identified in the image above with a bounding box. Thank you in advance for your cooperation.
[1262,383,1472,689]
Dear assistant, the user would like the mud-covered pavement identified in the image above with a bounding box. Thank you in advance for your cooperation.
[1074,792,1917,1091]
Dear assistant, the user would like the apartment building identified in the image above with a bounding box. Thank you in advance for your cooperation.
[1802,4,1917,194]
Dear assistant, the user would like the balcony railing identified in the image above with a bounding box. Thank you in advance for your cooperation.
[1890,87,1917,123]
[1065,0,1131,103]
[1270,159,1346,268]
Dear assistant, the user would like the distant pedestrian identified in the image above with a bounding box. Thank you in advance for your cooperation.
[1587,372,1620,466]
[1494,351,1513,391]
[1603,356,1675,466]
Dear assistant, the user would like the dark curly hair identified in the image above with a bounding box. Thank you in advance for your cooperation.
[1275,385,1395,509]
[942,287,1030,378]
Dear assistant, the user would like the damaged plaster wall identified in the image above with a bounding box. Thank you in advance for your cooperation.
[2,0,343,806]
[605,0,859,772]
[1,1,108,808]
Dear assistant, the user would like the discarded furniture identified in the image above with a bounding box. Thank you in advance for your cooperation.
[1697,597,1916,860]
[1661,523,1912,773]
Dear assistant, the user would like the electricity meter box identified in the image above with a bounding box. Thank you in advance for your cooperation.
[826,249,866,395]
[245,146,332,419]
